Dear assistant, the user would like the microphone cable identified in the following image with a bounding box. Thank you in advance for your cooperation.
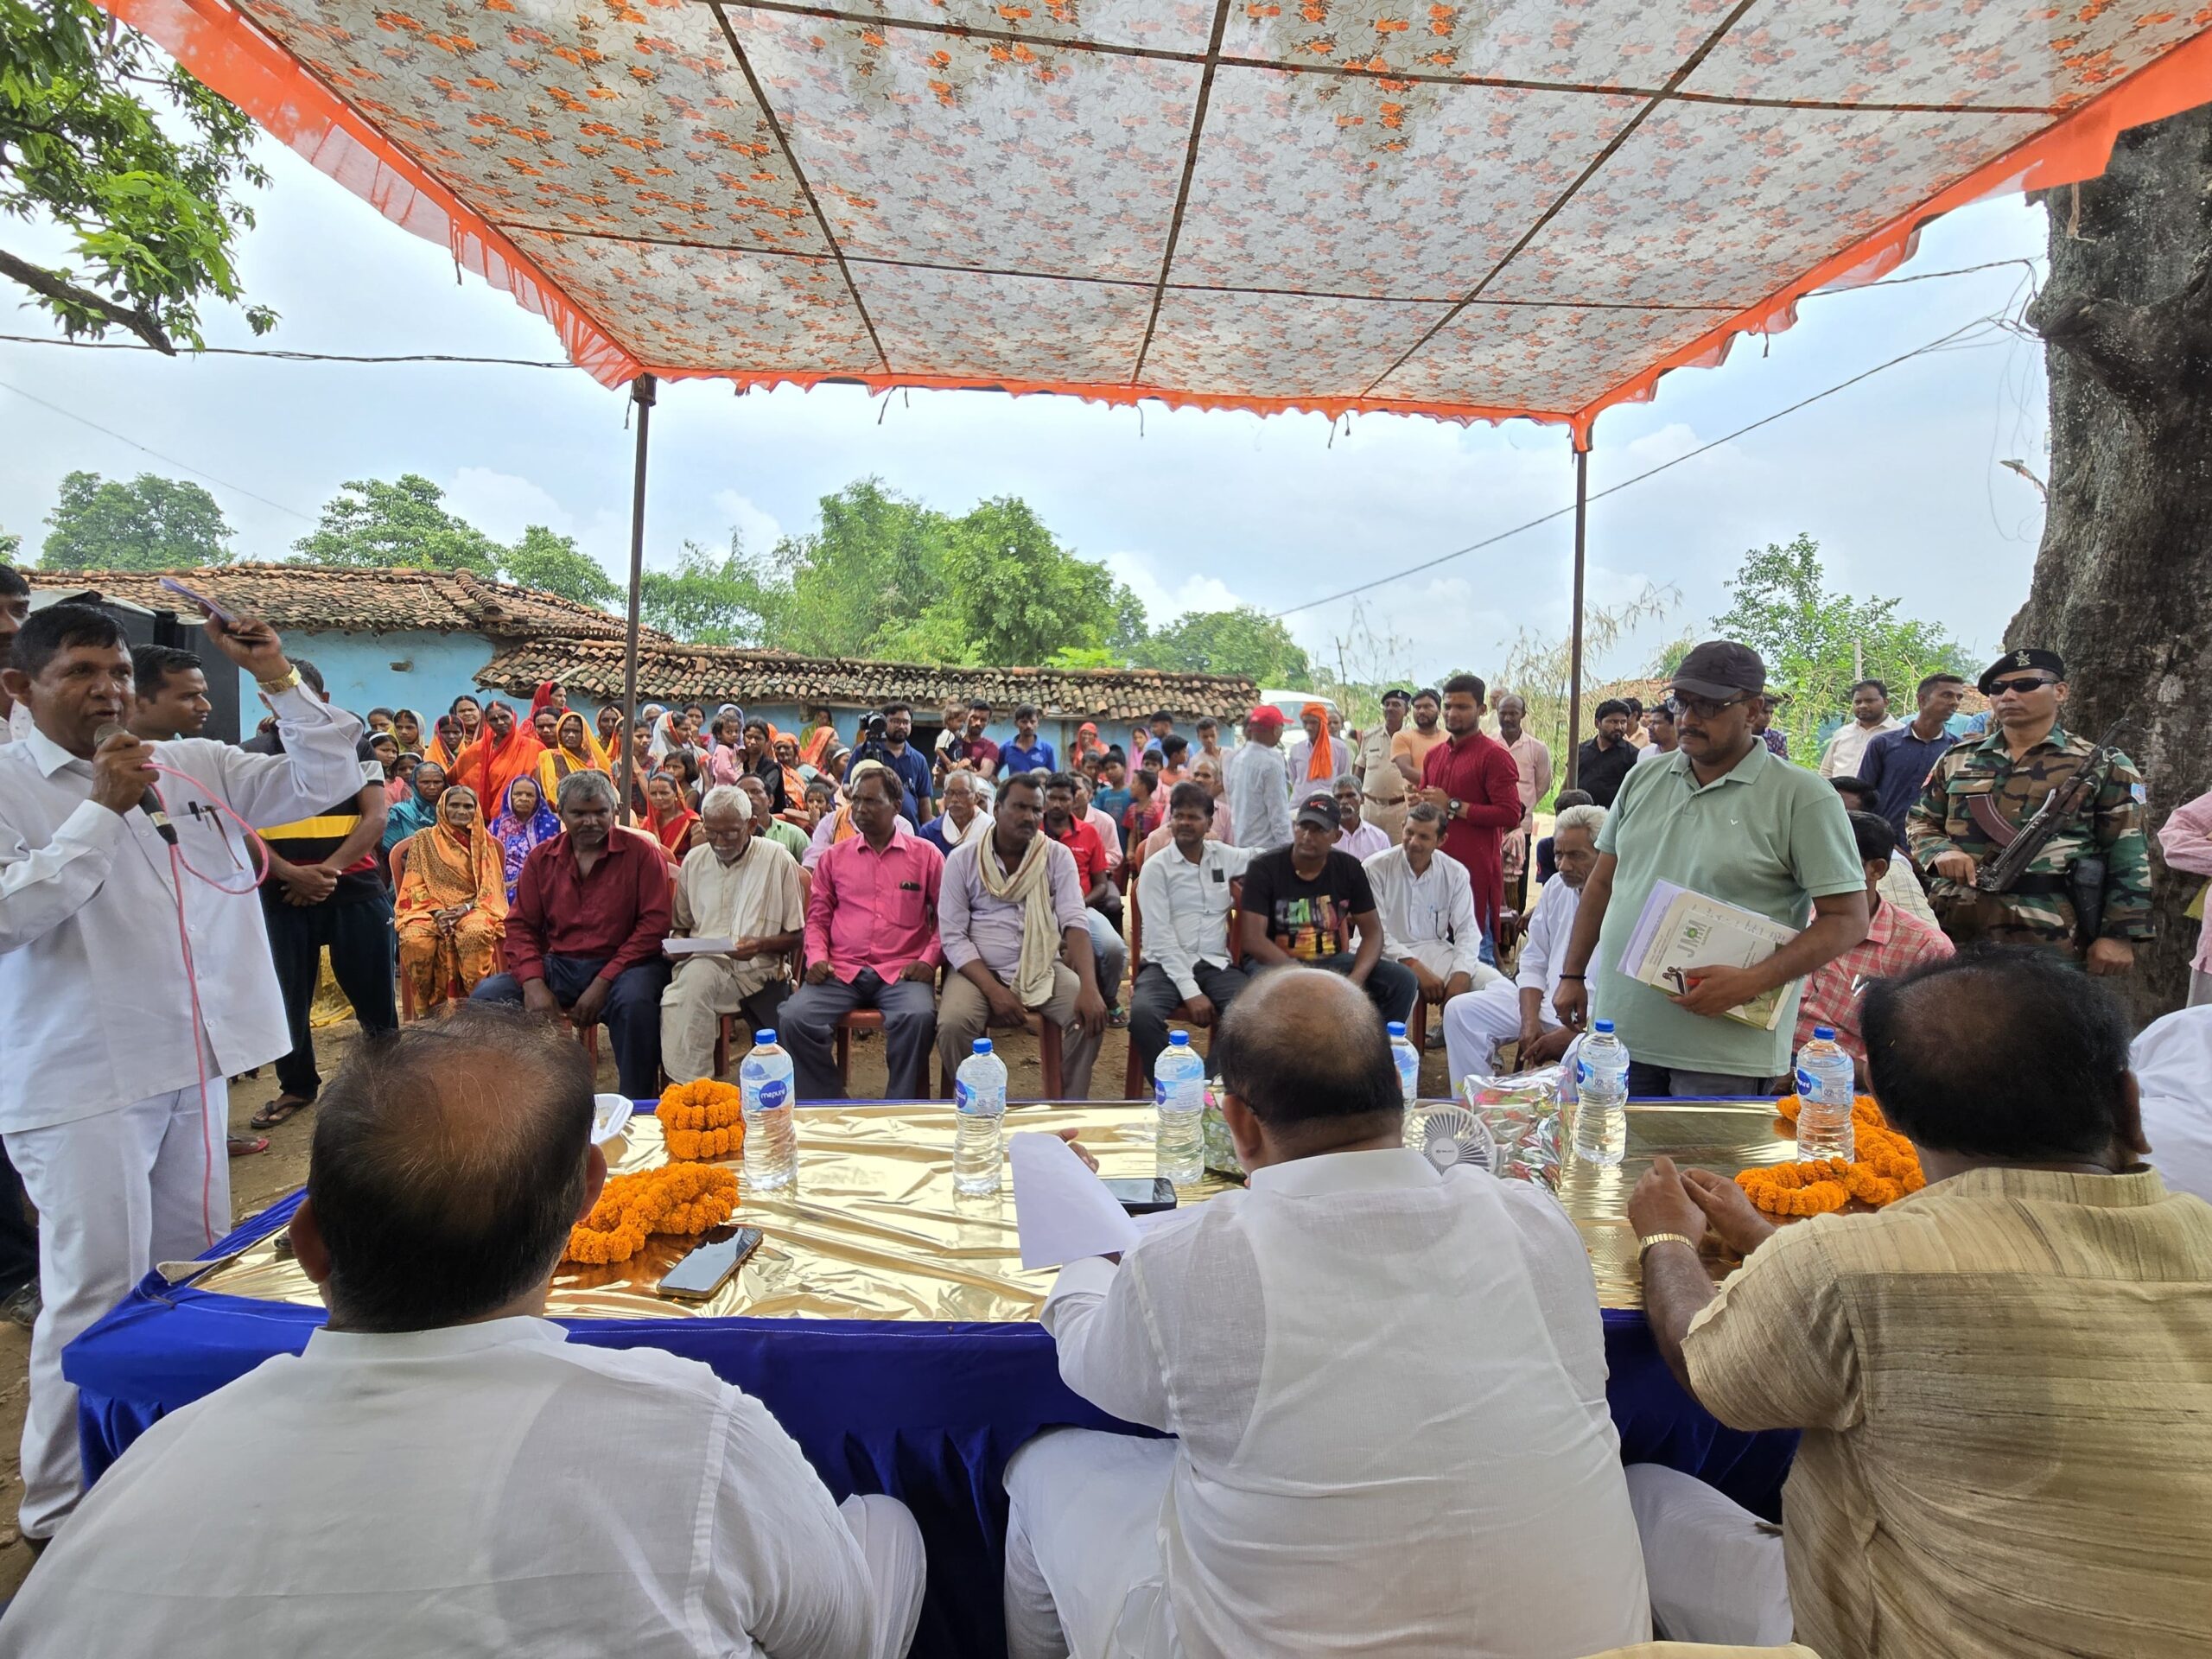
[141,761,271,1249]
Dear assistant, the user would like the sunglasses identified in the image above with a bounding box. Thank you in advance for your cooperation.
[1665,693,1747,721]
[1986,675,2056,696]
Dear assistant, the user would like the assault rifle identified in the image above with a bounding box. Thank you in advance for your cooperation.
[1971,721,2126,945]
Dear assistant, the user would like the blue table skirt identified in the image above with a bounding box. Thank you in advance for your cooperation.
[69,1196,1796,1659]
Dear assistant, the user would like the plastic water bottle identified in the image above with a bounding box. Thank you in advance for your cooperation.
[1388,1020,1421,1106]
[739,1031,798,1192]
[1795,1027,1857,1163]
[1573,1019,1629,1167]
[1154,1032,1206,1185]
[953,1039,1009,1196]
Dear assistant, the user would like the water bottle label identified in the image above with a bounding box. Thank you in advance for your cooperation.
[1153,1081,1168,1107]
[1576,1058,1594,1088]
[757,1078,789,1111]
[955,1080,973,1112]
[1795,1067,1815,1097]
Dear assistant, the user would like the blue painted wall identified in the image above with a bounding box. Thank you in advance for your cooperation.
[238,629,499,728]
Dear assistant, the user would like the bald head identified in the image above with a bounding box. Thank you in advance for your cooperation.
[302,1004,596,1332]
[1214,969,1402,1141]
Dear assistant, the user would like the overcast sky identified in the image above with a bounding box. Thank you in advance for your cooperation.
[1,133,2052,689]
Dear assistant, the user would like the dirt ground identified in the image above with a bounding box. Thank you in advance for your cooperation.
[0,1008,1472,1594]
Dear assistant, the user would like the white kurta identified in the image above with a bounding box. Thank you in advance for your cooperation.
[1362,844,1490,983]
[1443,874,1581,1080]
[1011,1147,1649,1659]
[0,687,365,1130]
[1220,742,1290,851]
[0,688,365,1539]
[0,1317,924,1659]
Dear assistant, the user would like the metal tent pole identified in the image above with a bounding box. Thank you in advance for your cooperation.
[1564,439,1588,791]
[617,372,657,826]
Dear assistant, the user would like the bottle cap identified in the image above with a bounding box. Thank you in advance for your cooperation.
[971,1038,993,1055]
[755,1029,776,1045]
[1387,1021,1407,1037]
[1813,1026,1836,1041]
[1593,1019,1615,1034]
[1168,1031,1190,1046]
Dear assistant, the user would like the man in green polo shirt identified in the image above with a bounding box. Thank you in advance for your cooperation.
[1554,641,1868,1095]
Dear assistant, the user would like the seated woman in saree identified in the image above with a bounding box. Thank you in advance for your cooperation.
[395,783,507,1012]
[643,770,701,868]
[489,773,562,903]
[383,760,446,854]
[537,709,611,801]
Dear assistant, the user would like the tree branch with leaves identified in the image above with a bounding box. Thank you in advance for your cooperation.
[1,0,276,350]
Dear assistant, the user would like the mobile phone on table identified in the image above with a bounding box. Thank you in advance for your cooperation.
[656,1225,764,1303]
[156,575,237,625]
[1102,1178,1178,1215]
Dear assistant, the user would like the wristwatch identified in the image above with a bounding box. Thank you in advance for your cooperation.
[257,664,303,694]
[1448,798,1465,820]
[1637,1232,1700,1260]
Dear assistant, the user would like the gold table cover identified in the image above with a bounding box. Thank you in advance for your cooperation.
[200,1099,1800,1319]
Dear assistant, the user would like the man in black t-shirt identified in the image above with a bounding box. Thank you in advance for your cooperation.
[1237,789,1418,1026]
[241,659,396,1128]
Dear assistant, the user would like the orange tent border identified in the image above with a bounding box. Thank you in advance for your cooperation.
[93,0,2212,437]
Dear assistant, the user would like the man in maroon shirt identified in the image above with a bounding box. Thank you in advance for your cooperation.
[1416,673,1522,946]
[473,769,673,1096]
[1045,771,1128,1021]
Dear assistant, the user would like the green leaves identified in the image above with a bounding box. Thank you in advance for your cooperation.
[41,469,235,569]
[505,524,620,608]
[1,0,274,350]
[292,475,505,575]
[1712,533,1975,759]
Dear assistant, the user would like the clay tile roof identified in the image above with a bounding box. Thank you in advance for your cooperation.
[476,639,1259,722]
[28,564,654,644]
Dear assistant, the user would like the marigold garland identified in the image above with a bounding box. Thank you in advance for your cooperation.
[1737,1095,1927,1218]
[657,1078,747,1161]
[564,1161,739,1266]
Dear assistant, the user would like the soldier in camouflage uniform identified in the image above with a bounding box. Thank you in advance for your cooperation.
[1907,648,2151,973]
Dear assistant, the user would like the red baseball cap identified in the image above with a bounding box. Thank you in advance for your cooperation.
[1246,704,1286,728]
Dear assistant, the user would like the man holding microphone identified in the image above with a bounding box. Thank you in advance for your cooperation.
[0,600,365,1546]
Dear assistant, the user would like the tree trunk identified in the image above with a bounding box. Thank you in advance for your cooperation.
[2017,107,2212,1020]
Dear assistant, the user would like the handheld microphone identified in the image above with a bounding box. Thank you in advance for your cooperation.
[92,722,179,845]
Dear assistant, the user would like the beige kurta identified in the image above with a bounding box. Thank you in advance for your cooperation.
[1683,1166,2212,1659]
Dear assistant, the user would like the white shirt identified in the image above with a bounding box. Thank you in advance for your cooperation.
[1044,1148,1649,1659]
[1819,715,1904,778]
[1363,844,1484,981]
[1085,804,1123,873]
[1,702,29,744]
[1516,873,1582,997]
[0,688,365,1132]
[1634,741,1674,766]
[1334,819,1389,861]
[1135,838,1254,1001]
[1221,742,1290,851]
[2132,1007,2212,1205]
[672,837,806,996]
[0,1317,885,1657]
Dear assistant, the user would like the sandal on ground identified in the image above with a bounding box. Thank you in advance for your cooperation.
[248,1095,313,1131]
[227,1135,270,1158]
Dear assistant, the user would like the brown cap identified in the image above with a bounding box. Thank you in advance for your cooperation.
[1669,639,1767,702]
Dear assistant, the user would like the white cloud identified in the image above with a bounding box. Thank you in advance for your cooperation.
[710,489,785,561]
[1103,549,1245,626]
[443,467,573,543]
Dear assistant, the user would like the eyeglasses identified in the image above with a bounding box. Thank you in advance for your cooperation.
[1986,674,2057,696]
[1665,693,1747,721]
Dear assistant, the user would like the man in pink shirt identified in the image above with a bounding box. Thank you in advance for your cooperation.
[779,765,945,1099]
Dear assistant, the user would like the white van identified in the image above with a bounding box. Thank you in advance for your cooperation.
[1254,690,1339,734]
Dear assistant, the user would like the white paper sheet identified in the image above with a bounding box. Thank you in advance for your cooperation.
[663,936,735,957]
[1010,1131,1140,1270]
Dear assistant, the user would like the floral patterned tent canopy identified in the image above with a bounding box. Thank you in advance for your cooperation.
[105,0,2212,435]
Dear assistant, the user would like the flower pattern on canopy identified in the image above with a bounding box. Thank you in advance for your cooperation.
[97,0,2212,434]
